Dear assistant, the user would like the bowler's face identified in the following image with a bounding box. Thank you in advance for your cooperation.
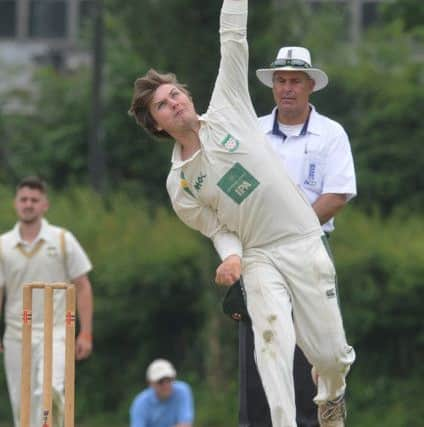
[14,187,49,224]
[149,84,197,135]
[272,71,315,122]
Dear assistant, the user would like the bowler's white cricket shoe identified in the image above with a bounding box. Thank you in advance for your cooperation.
[318,394,346,427]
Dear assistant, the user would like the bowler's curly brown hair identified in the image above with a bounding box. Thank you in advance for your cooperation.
[128,68,191,138]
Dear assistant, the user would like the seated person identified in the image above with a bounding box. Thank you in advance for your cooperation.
[130,359,194,427]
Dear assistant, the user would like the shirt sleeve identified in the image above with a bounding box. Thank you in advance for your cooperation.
[64,231,93,280]
[176,383,195,423]
[209,0,254,118]
[322,127,357,201]
[167,176,243,260]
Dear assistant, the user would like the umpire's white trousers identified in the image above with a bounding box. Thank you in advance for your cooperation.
[4,333,66,427]
[242,234,355,427]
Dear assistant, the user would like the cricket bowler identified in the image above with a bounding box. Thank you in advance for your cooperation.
[128,1,355,426]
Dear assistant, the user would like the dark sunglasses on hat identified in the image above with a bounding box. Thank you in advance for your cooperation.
[270,58,311,68]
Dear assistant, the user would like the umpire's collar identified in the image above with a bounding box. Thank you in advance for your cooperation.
[263,105,323,137]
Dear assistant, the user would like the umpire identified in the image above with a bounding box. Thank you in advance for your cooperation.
[238,46,357,427]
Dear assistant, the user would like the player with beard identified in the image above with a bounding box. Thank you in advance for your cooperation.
[0,176,94,427]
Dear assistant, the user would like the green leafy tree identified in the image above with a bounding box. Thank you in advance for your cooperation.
[380,0,424,31]
[0,67,91,187]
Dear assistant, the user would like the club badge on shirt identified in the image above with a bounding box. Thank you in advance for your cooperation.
[46,245,59,258]
[220,134,240,152]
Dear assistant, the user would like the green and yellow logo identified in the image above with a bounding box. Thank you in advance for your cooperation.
[180,171,195,197]
[180,171,207,196]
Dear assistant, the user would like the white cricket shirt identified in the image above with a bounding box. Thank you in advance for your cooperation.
[166,0,322,261]
[259,107,357,232]
[0,219,92,339]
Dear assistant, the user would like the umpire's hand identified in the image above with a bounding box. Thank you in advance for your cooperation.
[215,254,241,286]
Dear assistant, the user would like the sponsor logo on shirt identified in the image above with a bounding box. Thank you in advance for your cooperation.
[217,162,259,204]
[194,173,207,191]
[304,162,317,186]
[220,134,240,152]
[180,171,207,196]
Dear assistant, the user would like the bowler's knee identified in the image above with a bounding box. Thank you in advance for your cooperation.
[314,344,355,375]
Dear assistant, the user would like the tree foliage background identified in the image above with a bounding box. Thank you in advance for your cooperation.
[0,0,423,426]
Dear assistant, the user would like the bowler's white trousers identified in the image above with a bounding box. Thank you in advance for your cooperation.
[242,234,355,427]
[4,333,66,427]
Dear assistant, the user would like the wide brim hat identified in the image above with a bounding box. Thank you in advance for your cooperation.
[256,46,328,92]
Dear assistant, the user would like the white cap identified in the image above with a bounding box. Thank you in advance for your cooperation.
[146,359,177,382]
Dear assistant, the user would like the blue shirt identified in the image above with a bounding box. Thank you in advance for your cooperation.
[130,381,194,427]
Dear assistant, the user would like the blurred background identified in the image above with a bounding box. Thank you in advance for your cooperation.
[0,0,423,426]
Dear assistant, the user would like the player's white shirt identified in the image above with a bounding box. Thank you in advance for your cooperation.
[258,107,357,232]
[166,0,322,261]
[0,219,92,340]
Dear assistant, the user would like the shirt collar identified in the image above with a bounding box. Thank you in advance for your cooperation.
[265,104,322,137]
[11,218,51,247]
[170,142,202,170]
[306,105,323,136]
[262,107,278,134]
[170,116,205,170]
[272,107,311,140]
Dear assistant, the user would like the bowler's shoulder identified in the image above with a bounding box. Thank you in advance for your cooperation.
[166,168,181,195]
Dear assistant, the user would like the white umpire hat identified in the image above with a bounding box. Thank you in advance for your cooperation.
[256,46,329,92]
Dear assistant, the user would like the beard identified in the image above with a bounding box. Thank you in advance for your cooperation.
[19,211,39,224]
